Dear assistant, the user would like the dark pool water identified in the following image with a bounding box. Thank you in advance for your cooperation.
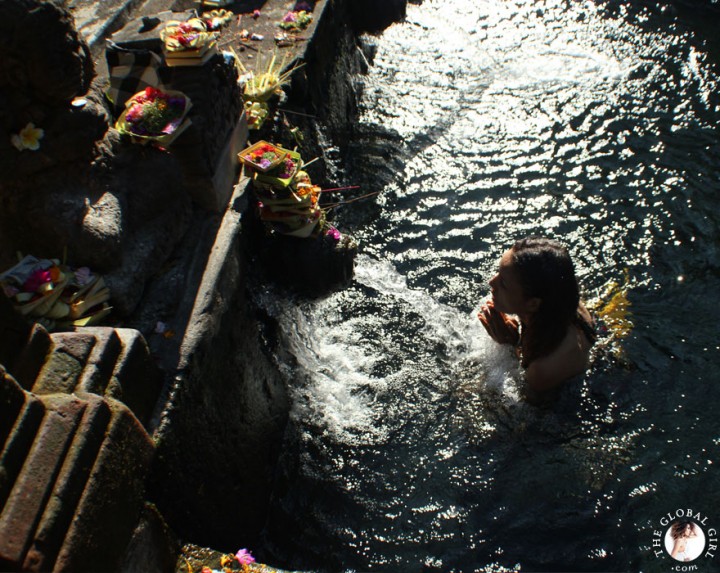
[256,1,720,571]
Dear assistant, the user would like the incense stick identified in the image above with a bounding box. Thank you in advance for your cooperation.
[322,191,380,208]
[278,108,318,119]
[319,185,361,193]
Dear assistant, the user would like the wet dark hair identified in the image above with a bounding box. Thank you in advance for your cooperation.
[510,237,580,365]
[671,521,696,539]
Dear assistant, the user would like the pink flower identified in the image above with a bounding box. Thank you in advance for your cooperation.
[326,227,341,241]
[23,268,52,292]
[235,548,255,565]
[282,11,298,23]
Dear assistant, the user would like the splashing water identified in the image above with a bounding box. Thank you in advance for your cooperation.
[257,1,720,571]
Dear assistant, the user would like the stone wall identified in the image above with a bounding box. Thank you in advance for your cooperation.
[145,0,410,555]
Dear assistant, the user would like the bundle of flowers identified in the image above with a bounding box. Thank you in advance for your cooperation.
[115,87,192,147]
[1,255,111,328]
[279,10,313,32]
[243,101,269,131]
[240,141,353,240]
[162,18,217,52]
[192,547,283,573]
[161,18,218,66]
[254,165,325,238]
[239,140,287,172]
[254,149,301,187]
[201,9,234,30]
[233,50,304,103]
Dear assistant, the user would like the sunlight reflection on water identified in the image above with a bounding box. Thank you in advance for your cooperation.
[260,0,720,571]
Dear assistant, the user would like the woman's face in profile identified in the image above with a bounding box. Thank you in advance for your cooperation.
[488,249,527,315]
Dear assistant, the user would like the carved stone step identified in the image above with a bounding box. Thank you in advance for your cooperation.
[6,325,163,430]
[11,325,54,392]
[0,373,154,572]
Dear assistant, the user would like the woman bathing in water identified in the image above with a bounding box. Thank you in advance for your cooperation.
[478,237,596,392]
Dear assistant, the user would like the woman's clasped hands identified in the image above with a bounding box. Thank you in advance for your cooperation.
[478,299,520,346]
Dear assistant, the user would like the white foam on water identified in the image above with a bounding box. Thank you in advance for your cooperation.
[355,255,521,396]
[279,296,392,445]
[278,255,523,444]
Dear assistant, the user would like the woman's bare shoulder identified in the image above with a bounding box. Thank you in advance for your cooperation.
[525,326,590,391]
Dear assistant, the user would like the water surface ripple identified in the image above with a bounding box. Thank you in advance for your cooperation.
[257,1,720,571]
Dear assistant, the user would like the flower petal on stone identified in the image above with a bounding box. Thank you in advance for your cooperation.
[235,548,255,565]
[12,123,44,151]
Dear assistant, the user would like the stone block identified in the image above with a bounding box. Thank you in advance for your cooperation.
[0,295,31,371]
[0,392,45,510]
[22,396,112,572]
[0,388,155,573]
[0,368,25,451]
[32,348,86,396]
[173,111,248,211]
[53,396,154,572]
[10,324,53,392]
[119,503,179,573]
[107,328,163,428]
[73,328,122,396]
[0,395,86,569]
[49,333,97,364]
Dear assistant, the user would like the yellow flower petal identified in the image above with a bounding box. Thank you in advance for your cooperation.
[12,123,44,151]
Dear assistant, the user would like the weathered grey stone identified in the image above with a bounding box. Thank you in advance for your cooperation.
[22,396,112,572]
[0,395,87,569]
[107,328,164,428]
[33,347,86,395]
[74,328,123,396]
[0,0,197,314]
[0,182,124,272]
[0,393,45,511]
[149,190,290,549]
[0,296,31,374]
[45,332,97,365]
[0,367,25,451]
[10,325,54,392]
[53,395,154,572]
[0,0,93,104]
[0,0,101,183]
[120,503,179,573]
[104,190,192,316]
[252,226,358,295]
[0,380,155,573]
